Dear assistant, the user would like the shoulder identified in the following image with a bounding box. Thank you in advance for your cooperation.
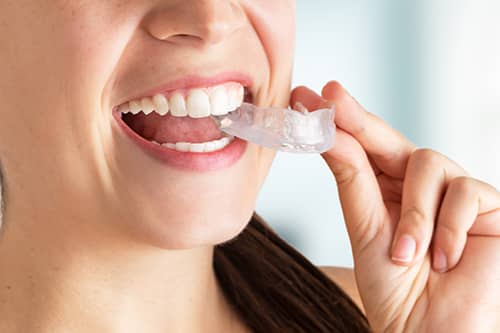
[319,266,364,313]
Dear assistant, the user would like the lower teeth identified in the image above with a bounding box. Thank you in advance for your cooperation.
[151,136,235,153]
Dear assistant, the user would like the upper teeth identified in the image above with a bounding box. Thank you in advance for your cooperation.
[118,82,245,118]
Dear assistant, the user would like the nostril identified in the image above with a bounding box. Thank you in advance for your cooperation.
[145,2,245,47]
[167,33,204,45]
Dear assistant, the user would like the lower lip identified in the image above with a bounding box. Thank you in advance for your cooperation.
[112,111,248,172]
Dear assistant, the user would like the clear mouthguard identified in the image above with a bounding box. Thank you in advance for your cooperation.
[212,103,336,154]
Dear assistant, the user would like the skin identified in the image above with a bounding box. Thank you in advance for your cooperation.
[0,1,499,333]
[293,83,500,332]
[0,1,292,332]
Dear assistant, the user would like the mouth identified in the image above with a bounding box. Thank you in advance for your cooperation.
[112,80,253,172]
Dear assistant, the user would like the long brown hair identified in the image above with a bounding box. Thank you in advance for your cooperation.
[214,212,371,332]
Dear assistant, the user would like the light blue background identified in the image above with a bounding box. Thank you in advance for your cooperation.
[257,0,500,267]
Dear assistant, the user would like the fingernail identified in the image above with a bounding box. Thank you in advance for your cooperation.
[433,248,448,273]
[392,234,416,263]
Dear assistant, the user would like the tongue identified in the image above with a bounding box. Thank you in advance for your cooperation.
[122,112,223,143]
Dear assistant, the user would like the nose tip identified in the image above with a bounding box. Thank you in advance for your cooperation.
[146,1,245,47]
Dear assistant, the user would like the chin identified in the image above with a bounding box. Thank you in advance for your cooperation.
[135,205,256,250]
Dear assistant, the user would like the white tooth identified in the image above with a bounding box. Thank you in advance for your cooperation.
[176,142,190,152]
[129,100,142,114]
[220,137,231,146]
[153,94,169,116]
[212,139,225,150]
[141,97,155,115]
[118,104,131,114]
[210,86,229,116]
[227,88,243,112]
[187,89,211,118]
[151,140,160,145]
[189,143,206,153]
[236,85,244,102]
[204,141,217,152]
[170,93,188,117]
[162,143,176,149]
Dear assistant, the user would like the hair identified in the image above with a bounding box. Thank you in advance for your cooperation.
[214,212,371,332]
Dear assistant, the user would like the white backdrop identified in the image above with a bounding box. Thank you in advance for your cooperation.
[256,0,500,267]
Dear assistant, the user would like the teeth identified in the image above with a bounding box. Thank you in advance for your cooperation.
[163,143,176,149]
[118,104,130,114]
[141,97,155,115]
[129,100,142,115]
[227,87,243,112]
[159,136,235,153]
[210,86,229,116]
[170,93,188,117]
[119,83,246,118]
[187,89,211,118]
[189,143,206,152]
[175,142,190,152]
[153,94,169,116]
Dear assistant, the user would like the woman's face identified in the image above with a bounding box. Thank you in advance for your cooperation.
[0,1,295,248]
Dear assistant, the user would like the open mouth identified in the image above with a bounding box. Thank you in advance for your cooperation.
[116,82,252,153]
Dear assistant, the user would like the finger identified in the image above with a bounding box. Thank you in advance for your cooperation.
[433,177,500,272]
[290,86,332,111]
[391,149,467,266]
[321,81,416,179]
[290,85,388,256]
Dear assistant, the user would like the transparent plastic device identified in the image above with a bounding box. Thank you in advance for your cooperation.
[212,103,336,154]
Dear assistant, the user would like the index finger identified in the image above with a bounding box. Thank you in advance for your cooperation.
[322,81,416,179]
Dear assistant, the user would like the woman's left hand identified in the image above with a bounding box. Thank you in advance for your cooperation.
[291,82,500,333]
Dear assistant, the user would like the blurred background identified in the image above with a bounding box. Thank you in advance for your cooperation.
[256,0,500,267]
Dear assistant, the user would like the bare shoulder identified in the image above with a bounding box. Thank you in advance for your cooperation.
[319,266,364,313]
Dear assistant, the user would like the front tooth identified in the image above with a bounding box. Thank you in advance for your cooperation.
[162,143,176,149]
[187,89,211,118]
[153,94,169,116]
[189,143,205,153]
[141,97,155,115]
[227,88,243,112]
[210,86,229,116]
[129,100,142,114]
[212,139,226,150]
[170,93,188,117]
[204,141,217,152]
[236,85,244,101]
[175,142,190,152]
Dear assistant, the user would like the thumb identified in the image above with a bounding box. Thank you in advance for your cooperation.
[291,85,389,256]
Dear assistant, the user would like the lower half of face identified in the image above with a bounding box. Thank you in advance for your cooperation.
[0,0,295,249]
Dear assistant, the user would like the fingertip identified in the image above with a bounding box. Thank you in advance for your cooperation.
[321,81,347,101]
[432,247,448,273]
[391,234,417,265]
[290,85,325,111]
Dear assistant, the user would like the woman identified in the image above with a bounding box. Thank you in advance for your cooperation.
[0,1,499,332]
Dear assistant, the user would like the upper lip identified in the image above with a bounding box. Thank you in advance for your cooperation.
[114,71,254,109]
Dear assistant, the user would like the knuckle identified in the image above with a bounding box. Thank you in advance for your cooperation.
[402,206,427,223]
[410,148,443,167]
[449,176,477,196]
[400,206,431,240]
[334,165,362,187]
[436,219,459,241]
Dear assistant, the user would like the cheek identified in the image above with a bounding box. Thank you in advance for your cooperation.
[243,1,296,97]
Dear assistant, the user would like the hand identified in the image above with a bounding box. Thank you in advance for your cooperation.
[291,82,500,333]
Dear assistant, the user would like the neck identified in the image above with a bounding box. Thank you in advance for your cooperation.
[0,209,242,333]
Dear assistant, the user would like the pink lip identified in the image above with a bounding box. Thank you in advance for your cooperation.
[112,110,248,173]
[122,72,253,104]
